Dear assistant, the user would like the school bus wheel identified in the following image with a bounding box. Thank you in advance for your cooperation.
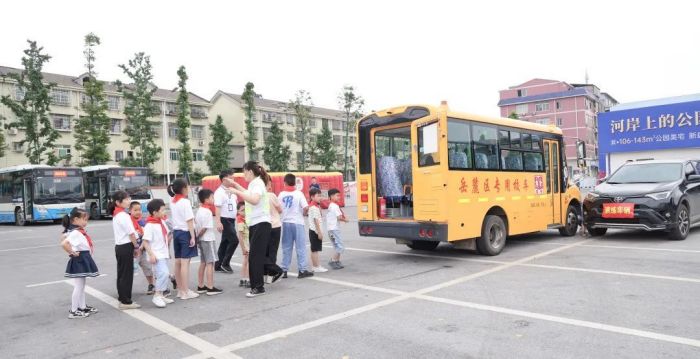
[406,240,439,251]
[477,215,507,256]
[558,204,579,237]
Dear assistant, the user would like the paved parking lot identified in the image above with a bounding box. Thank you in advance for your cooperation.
[2,208,700,358]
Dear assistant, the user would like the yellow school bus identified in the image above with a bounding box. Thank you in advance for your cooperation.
[355,102,581,255]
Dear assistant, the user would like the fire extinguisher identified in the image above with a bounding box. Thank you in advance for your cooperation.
[379,197,387,218]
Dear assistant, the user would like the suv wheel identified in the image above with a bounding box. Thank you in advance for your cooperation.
[669,203,690,241]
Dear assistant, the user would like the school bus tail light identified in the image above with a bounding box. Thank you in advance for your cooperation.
[361,194,368,203]
[419,228,426,238]
[361,181,368,191]
[426,229,434,238]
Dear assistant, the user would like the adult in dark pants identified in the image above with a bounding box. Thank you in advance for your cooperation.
[265,179,283,282]
[228,162,283,297]
[109,191,140,309]
[214,169,238,273]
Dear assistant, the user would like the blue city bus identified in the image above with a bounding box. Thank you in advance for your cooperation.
[82,165,151,219]
[0,165,85,225]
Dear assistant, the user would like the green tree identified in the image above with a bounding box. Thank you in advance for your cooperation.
[175,66,192,180]
[262,120,291,172]
[0,115,6,158]
[74,33,111,166]
[314,123,336,171]
[241,82,259,161]
[205,115,234,174]
[116,52,161,168]
[338,85,364,180]
[0,40,60,165]
[288,89,313,171]
[508,112,519,119]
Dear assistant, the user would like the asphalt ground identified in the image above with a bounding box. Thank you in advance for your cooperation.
[2,208,700,359]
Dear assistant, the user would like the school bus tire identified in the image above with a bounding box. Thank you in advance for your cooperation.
[406,240,440,251]
[14,207,26,226]
[477,215,507,256]
[558,204,579,237]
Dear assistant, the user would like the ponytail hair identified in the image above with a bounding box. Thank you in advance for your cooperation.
[107,190,129,215]
[167,178,188,197]
[62,207,88,233]
[243,161,269,186]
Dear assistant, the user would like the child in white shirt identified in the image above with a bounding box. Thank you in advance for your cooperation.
[61,207,99,319]
[195,189,222,295]
[326,188,348,270]
[278,173,313,279]
[142,199,175,308]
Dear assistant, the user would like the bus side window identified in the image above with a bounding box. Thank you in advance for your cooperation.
[418,122,440,167]
[472,124,498,170]
[447,119,472,170]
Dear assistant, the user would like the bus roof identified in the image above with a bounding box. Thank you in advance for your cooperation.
[363,103,563,135]
[81,165,120,172]
[0,164,54,174]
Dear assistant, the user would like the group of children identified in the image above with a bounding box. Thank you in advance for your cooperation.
[60,166,347,318]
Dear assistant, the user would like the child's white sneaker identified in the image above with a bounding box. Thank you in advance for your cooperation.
[152,295,166,308]
[162,297,175,304]
[313,266,329,273]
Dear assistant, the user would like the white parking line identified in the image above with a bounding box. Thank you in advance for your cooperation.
[80,284,241,359]
[185,240,590,358]
[520,241,700,254]
[416,294,700,348]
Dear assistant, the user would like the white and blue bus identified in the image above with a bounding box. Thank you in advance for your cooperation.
[82,165,151,219]
[0,165,85,226]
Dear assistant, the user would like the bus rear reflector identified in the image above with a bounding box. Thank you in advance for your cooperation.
[361,181,368,191]
[361,194,368,203]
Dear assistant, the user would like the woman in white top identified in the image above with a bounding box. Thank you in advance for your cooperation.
[167,178,199,300]
[228,161,283,297]
[109,190,140,310]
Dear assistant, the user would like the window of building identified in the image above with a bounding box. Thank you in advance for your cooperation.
[127,151,134,159]
[151,101,162,115]
[516,104,528,115]
[332,120,342,131]
[191,106,207,118]
[12,142,23,152]
[52,114,71,131]
[557,118,563,127]
[56,145,71,158]
[535,102,550,112]
[51,89,71,106]
[418,122,440,167]
[170,149,180,161]
[308,118,316,128]
[447,119,472,170]
[286,114,295,125]
[115,150,124,162]
[472,124,498,170]
[333,135,342,146]
[517,89,527,97]
[15,86,25,101]
[322,118,329,129]
[287,131,295,142]
[555,101,561,110]
[168,123,178,138]
[262,112,273,123]
[536,118,550,125]
[166,102,177,115]
[152,125,161,138]
[192,149,204,161]
[191,125,204,139]
[108,96,120,111]
[110,119,121,134]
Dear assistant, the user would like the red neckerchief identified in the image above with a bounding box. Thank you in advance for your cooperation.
[309,200,319,209]
[113,207,125,216]
[131,216,143,235]
[77,228,94,253]
[146,216,167,238]
[173,194,186,203]
[283,185,296,192]
[201,204,216,215]
[236,214,245,224]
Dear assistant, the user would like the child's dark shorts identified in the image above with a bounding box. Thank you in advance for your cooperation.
[309,230,322,252]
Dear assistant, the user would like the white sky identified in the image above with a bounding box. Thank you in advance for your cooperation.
[2,1,698,115]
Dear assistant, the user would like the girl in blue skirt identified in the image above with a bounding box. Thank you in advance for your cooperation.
[61,207,100,319]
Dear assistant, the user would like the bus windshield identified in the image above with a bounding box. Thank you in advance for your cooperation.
[34,176,84,204]
[111,175,150,199]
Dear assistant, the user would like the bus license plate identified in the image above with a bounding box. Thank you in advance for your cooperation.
[602,203,634,219]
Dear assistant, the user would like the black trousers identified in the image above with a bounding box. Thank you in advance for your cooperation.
[115,242,134,304]
[266,226,281,273]
[216,217,238,268]
[249,222,282,290]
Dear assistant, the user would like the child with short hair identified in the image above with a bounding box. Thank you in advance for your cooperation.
[61,207,99,319]
[130,201,155,295]
[109,190,140,309]
[236,202,250,288]
[279,173,313,279]
[308,188,327,272]
[326,188,348,269]
[141,199,175,308]
[196,189,223,295]
[167,179,199,300]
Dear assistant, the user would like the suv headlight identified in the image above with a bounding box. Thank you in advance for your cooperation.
[645,191,672,200]
[584,192,599,202]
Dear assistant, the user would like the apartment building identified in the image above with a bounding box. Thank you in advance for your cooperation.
[209,91,357,179]
[0,66,212,182]
[498,78,618,176]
